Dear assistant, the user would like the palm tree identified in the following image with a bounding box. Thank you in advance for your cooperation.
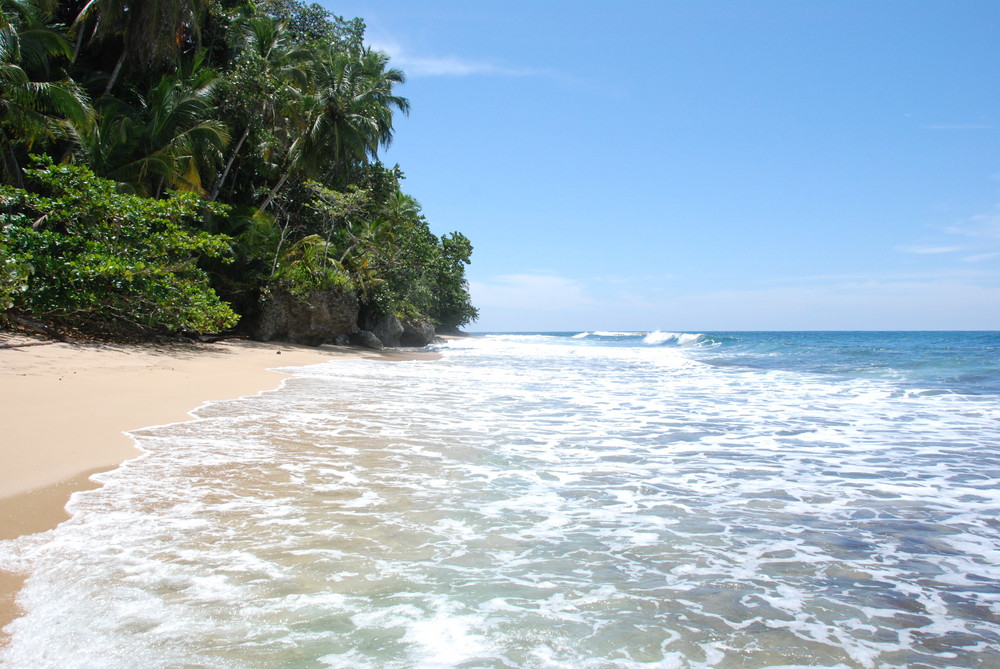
[300,46,409,169]
[207,13,310,202]
[81,58,228,197]
[257,45,409,212]
[72,0,208,93]
[381,190,422,229]
[0,0,91,185]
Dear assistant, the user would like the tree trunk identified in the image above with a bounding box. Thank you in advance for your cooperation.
[208,126,250,202]
[5,314,69,342]
[73,20,86,61]
[269,213,292,280]
[4,143,24,188]
[103,50,126,96]
[0,340,57,349]
[257,171,289,214]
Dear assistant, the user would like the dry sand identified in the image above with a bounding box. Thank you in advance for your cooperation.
[0,331,434,638]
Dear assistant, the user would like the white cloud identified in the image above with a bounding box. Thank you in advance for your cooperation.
[398,56,539,78]
[949,207,1000,240]
[921,124,993,130]
[658,278,1000,330]
[468,270,1000,332]
[371,39,541,78]
[896,244,962,255]
[776,268,999,284]
[470,273,593,310]
[964,251,1000,263]
[897,204,1000,262]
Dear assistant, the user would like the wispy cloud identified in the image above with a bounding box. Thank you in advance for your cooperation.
[921,124,993,130]
[397,56,539,78]
[471,270,1000,331]
[767,267,1000,286]
[896,244,962,255]
[896,204,1000,265]
[661,277,1000,330]
[948,206,1000,240]
[470,273,594,310]
[964,251,1000,263]
[372,39,542,78]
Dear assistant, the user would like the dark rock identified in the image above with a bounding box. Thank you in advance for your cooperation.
[348,330,384,350]
[248,287,358,346]
[361,312,403,348]
[399,317,436,347]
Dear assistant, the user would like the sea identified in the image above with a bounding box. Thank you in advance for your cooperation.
[2,331,999,669]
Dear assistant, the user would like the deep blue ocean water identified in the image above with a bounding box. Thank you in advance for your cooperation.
[2,331,999,668]
[522,331,1000,395]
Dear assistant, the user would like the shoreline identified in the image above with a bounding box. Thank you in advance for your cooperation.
[0,333,436,639]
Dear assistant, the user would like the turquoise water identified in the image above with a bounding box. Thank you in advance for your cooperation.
[2,331,999,668]
[533,331,1000,394]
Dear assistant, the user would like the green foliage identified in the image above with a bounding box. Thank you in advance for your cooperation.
[0,0,479,341]
[0,231,29,310]
[255,0,365,50]
[271,233,351,295]
[0,158,238,336]
[81,61,230,198]
[0,0,92,185]
[432,232,479,329]
[72,0,210,86]
[364,192,478,329]
[305,182,368,270]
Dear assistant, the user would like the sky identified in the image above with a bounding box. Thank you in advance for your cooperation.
[322,0,1000,332]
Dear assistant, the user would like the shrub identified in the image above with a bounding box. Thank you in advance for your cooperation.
[0,159,239,337]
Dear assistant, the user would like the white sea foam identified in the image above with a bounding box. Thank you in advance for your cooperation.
[643,330,705,346]
[481,333,557,341]
[2,339,999,667]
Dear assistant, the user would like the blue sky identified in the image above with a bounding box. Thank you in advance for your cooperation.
[324,0,1000,331]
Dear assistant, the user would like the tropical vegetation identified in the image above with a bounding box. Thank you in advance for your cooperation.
[0,0,477,340]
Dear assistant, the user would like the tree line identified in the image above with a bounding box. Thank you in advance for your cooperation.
[0,0,478,339]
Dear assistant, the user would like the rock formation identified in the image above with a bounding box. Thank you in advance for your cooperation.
[248,288,358,346]
[248,289,441,349]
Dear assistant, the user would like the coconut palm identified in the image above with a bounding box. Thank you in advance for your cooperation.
[73,0,208,93]
[81,58,228,197]
[257,45,409,212]
[300,45,408,170]
[381,190,422,229]
[0,0,91,185]
[207,14,310,202]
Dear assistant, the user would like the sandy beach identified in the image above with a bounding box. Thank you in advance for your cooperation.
[0,332,431,638]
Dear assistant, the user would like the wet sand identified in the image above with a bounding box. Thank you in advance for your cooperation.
[0,332,433,638]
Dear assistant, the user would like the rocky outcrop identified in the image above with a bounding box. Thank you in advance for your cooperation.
[248,288,440,349]
[399,317,436,347]
[360,310,437,348]
[248,287,358,346]
[360,311,403,348]
[348,330,384,350]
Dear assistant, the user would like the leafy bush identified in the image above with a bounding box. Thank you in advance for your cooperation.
[0,236,30,311]
[431,232,479,329]
[0,159,239,337]
[271,234,354,295]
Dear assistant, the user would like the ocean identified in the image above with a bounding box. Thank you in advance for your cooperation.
[2,331,999,668]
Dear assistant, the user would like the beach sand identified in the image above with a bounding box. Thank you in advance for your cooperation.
[0,332,433,639]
